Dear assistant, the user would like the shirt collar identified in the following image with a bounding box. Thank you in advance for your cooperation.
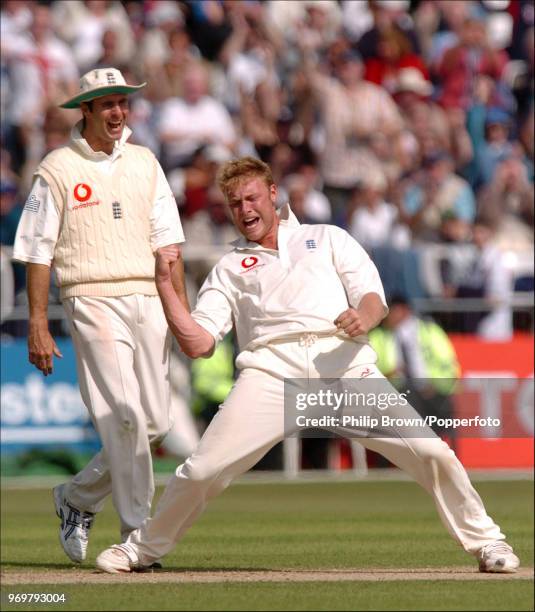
[231,203,300,251]
[70,120,132,160]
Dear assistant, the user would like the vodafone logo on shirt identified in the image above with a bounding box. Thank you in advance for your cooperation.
[74,183,92,202]
[240,256,264,274]
[69,183,100,211]
[241,256,258,269]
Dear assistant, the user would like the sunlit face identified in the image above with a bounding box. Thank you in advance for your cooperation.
[81,94,129,151]
[226,177,279,247]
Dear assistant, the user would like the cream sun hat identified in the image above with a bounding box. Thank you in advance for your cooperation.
[60,68,146,109]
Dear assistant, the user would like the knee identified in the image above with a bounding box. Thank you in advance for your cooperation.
[181,456,220,485]
[148,419,172,448]
[419,439,456,467]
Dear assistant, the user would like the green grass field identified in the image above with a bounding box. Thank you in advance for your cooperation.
[1,479,533,611]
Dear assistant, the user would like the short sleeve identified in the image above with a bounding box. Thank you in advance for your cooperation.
[191,265,233,343]
[12,176,60,265]
[149,161,185,251]
[328,226,387,311]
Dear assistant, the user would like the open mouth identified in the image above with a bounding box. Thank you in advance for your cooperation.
[108,121,122,132]
[243,216,260,230]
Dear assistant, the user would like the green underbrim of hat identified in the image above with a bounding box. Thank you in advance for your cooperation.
[59,84,146,109]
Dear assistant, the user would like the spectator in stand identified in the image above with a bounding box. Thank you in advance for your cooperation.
[364,25,428,94]
[348,165,410,252]
[438,209,472,248]
[51,0,134,74]
[358,0,421,62]
[0,151,25,301]
[437,15,509,111]
[340,0,373,44]
[414,0,470,71]
[476,107,515,186]
[299,42,403,225]
[510,26,534,121]
[18,104,72,194]
[184,0,233,63]
[0,1,32,41]
[0,178,22,248]
[158,28,203,101]
[2,3,78,174]
[93,29,123,70]
[292,0,341,54]
[157,62,236,170]
[167,144,238,256]
[477,154,534,254]
[402,151,476,241]
[393,67,473,170]
[284,171,331,224]
[137,1,186,72]
[394,68,456,167]
[219,4,282,116]
[454,218,514,341]
[267,0,341,56]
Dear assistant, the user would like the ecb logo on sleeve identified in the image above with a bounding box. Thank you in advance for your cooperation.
[24,194,41,213]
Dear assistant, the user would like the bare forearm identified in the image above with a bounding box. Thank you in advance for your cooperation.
[27,263,51,324]
[170,256,190,312]
[357,293,388,332]
[157,276,214,358]
[26,263,62,375]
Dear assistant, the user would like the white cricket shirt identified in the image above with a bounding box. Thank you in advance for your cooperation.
[13,122,184,266]
[192,205,388,353]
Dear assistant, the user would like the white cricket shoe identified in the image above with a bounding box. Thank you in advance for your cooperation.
[96,544,140,574]
[477,541,520,573]
[53,484,95,563]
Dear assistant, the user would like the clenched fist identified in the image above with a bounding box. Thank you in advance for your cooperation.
[155,244,181,281]
[334,307,372,337]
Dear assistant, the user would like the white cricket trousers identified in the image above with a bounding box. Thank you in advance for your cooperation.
[127,335,505,563]
[62,294,172,540]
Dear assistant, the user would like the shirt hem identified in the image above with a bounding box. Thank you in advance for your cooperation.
[11,253,52,266]
[60,279,158,299]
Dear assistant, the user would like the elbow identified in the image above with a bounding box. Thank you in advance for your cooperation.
[183,338,215,360]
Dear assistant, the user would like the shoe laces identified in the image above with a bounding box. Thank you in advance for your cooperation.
[481,541,513,556]
[67,503,94,529]
[111,544,139,566]
[63,503,94,540]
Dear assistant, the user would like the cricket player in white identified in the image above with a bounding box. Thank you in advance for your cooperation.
[96,157,519,574]
[13,68,186,563]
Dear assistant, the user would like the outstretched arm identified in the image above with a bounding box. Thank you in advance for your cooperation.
[155,245,215,359]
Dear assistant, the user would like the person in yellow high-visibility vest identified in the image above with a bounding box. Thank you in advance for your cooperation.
[369,294,460,439]
[191,335,235,426]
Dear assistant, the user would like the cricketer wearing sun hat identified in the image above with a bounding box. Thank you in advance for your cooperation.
[13,66,187,565]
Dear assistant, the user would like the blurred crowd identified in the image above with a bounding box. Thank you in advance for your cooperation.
[1,0,534,340]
